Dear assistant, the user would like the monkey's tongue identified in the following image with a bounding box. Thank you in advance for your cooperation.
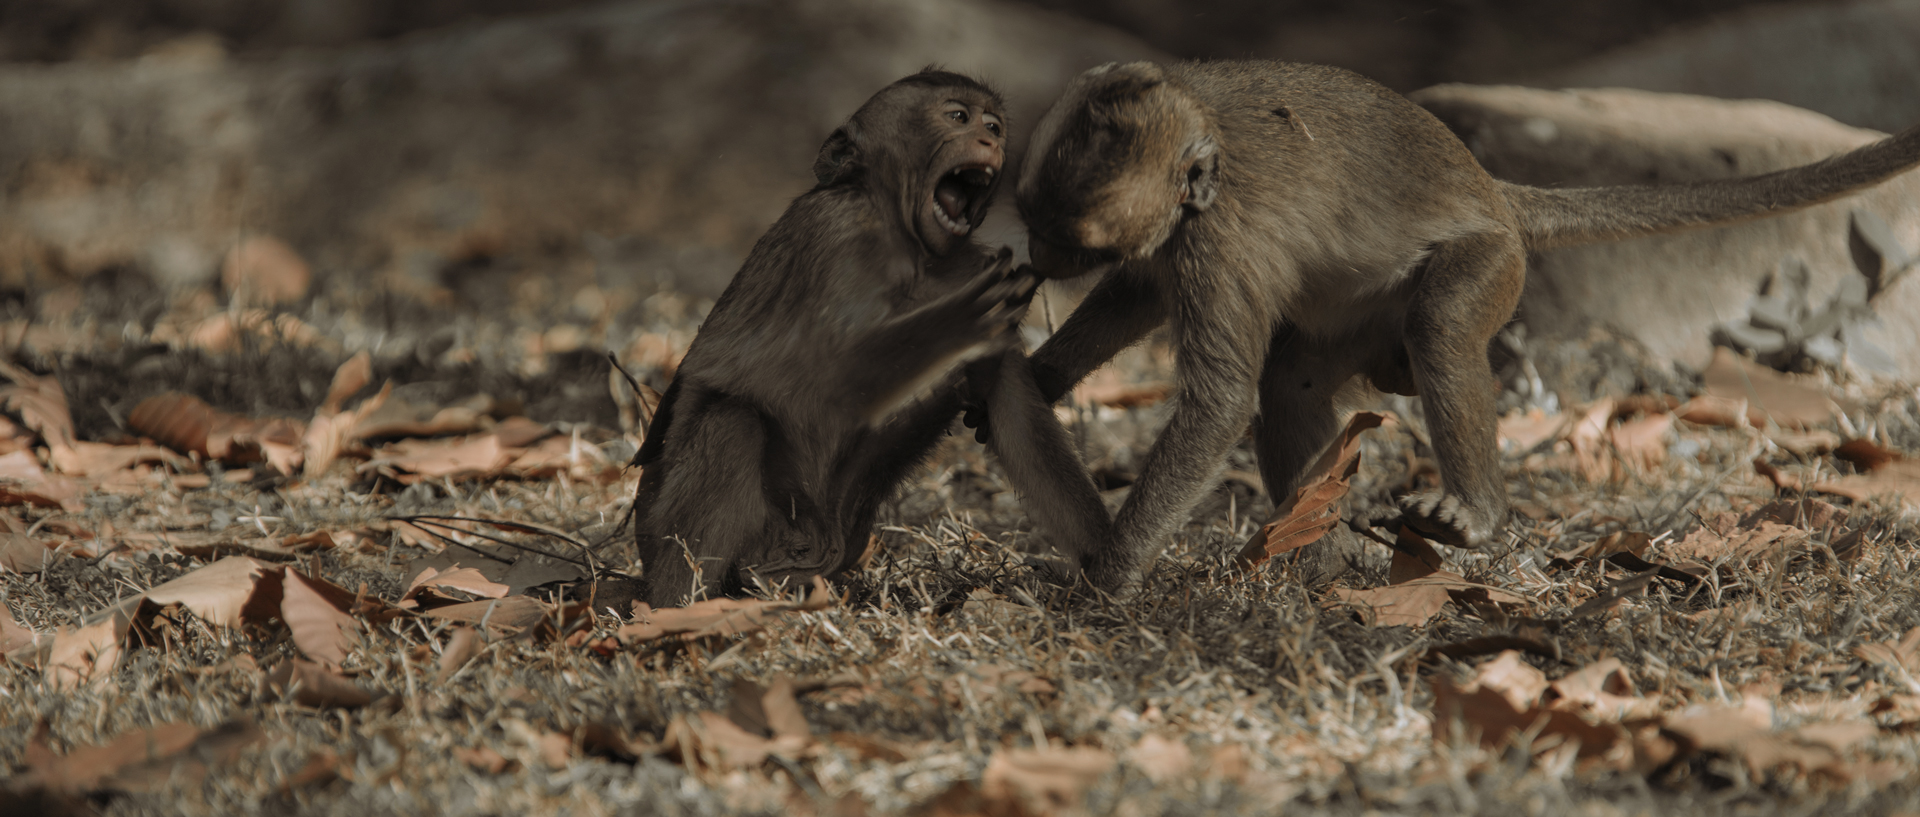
[934,178,971,230]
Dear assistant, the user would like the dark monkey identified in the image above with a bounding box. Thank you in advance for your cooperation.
[988,60,1920,590]
[631,71,1107,606]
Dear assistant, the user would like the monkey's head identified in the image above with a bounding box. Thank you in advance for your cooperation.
[1016,62,1219,279]
[813,70,1008,258]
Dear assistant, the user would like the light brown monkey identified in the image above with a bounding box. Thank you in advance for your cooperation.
[991,60,1920,590]
[632,70,1108,606]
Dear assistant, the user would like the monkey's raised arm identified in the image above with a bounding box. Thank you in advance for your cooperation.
[843,254,1038,422]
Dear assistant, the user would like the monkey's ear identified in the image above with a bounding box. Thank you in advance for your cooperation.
[813,127,860,186]
[1182,138,1220,213]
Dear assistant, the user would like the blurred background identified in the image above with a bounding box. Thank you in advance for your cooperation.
[1,0,1917,432]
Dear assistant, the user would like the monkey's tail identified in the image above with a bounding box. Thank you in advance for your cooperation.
[1504,124,1920,251]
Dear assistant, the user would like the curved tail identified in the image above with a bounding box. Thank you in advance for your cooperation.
[1505,124,1920,251]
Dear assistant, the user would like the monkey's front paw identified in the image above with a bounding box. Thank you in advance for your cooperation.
[1022,553,1080,586]
[1399,491,1496,549]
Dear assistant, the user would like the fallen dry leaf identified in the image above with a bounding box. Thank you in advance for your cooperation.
[662,711,794,774]
[264,658,377,708]
[0,361,76,453]
[142,556,283,626]
[1,601,38,652]
[43,613,130,689]
[726,677,813,743]
[1333,582,1450,628]
[1498,407,1568,453]
[371,434,510,481]
[1661,698,1874,781]
[981,746,1117,815]
[423,596,552,636]
[1854,626,1920,675]
[455,745,516,774]
[305,378,391,479]
[1238,411,1390,568]
[405,565,512,604]
[281,569,361,667]
[436,626,484,684]
[1430,675,1631,770]
[1474,651,1549,713]
[1812,451,1920,512]
[617,576,834,644]
[222,235,312,306]
[1545,659,1663,722]
[0,523,50,574]
[15,720,261,796]
[1701,346,1835,429]
[1127,734,1194,784]
[0,449,84,511]
[128,392,307,474]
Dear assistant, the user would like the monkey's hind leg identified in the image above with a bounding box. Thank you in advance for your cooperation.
[979,349,1111,581]
[633,396,780,607]
[1400,232,1525,549]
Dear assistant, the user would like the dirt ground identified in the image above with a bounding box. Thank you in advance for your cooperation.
[1,272,1919,817]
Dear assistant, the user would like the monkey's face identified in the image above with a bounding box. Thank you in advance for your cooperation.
[911,94,1006,257]
[1017,62,1219,279]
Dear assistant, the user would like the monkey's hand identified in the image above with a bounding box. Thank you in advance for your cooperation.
[958,353,1003,443]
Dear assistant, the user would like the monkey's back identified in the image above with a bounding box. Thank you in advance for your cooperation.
[1165,61,1512,336]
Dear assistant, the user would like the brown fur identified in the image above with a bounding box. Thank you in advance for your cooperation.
[1005,60,1920,590]
[632,71,1110,606]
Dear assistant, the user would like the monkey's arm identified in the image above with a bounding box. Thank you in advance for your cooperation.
[843,257,1037,422]
[1086,284,1264,591]
[1027,269,1168,403]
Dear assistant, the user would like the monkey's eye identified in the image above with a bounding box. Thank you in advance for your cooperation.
[985,120,1002,137]
[947,110,969,124]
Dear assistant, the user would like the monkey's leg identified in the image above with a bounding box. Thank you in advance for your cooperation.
[980,349,1110,573]
[635,396,780,606]
[1400,232,1525,549]
[1251,328,1359,503]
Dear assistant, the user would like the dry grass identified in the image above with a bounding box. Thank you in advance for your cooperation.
[3,290,1920,816]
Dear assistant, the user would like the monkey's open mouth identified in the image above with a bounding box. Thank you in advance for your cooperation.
[933,165,995,235]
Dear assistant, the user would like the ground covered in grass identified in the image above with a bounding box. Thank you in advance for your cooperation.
[2,284,1920,816]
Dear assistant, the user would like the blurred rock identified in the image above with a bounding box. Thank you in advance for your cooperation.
[0,0,1161,298]
[1537,0,1920,133]
[1413,84,1920,380]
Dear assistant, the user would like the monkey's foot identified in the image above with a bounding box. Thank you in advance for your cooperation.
[1021,553,1081,587]
[1398,491,1498,549]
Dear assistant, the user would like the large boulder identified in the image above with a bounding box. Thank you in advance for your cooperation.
[0,0,1162,297]
[1411,84,1920,380]
[1536,0,1920,134]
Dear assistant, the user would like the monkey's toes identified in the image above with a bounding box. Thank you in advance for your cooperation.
[1398,491,1495,549]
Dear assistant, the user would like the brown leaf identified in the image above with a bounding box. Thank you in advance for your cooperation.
[1238,411,1390,567]
[0,449,84,511]
[371,434,510,481]
[106,720,265,794]
[320,352,373,414]
[1768,428,1841,456]
[1660,700,1872,780]
[1832,438,1904,472]
[0,361,76,453]
[1812,459,1920,512]
[0,524,51,574]
[1701,346,1835,429]
[0,600,36,652]
[727,677,812,743]
[663,711,781,773]
[1387,526,1444,584]
[405,565,511,603]
[48,441,187,478]
[127,393,306,473]
[1333,582,1450,628]
[1545,659,1662,722]
[1610,413,1673,473]
[142,556,283,626]
[353,394,511,440]
[435,626,484,684]
[282,570,360,667]
[455,746,516,774]
[44,614,130,689]
[1664,520,1812,568]
[21,720,204,794]
[423,596,552,636]
[1498,407,1568,453]
[264,658,376,708]
[981,747,1116,815]
[1430,676,1630,769]
[304,381,391,479]
[222,235,311,306]
[1675,394,1750,428]
[1127,734,1194,784]
[616,576,834,644]
[1853,626,1920,675]
[1474,651,1549,712]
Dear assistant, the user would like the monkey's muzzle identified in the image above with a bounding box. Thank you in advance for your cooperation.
[1025,235,1119,280]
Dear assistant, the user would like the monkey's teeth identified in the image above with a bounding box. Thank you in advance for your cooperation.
[935,206,970,235]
